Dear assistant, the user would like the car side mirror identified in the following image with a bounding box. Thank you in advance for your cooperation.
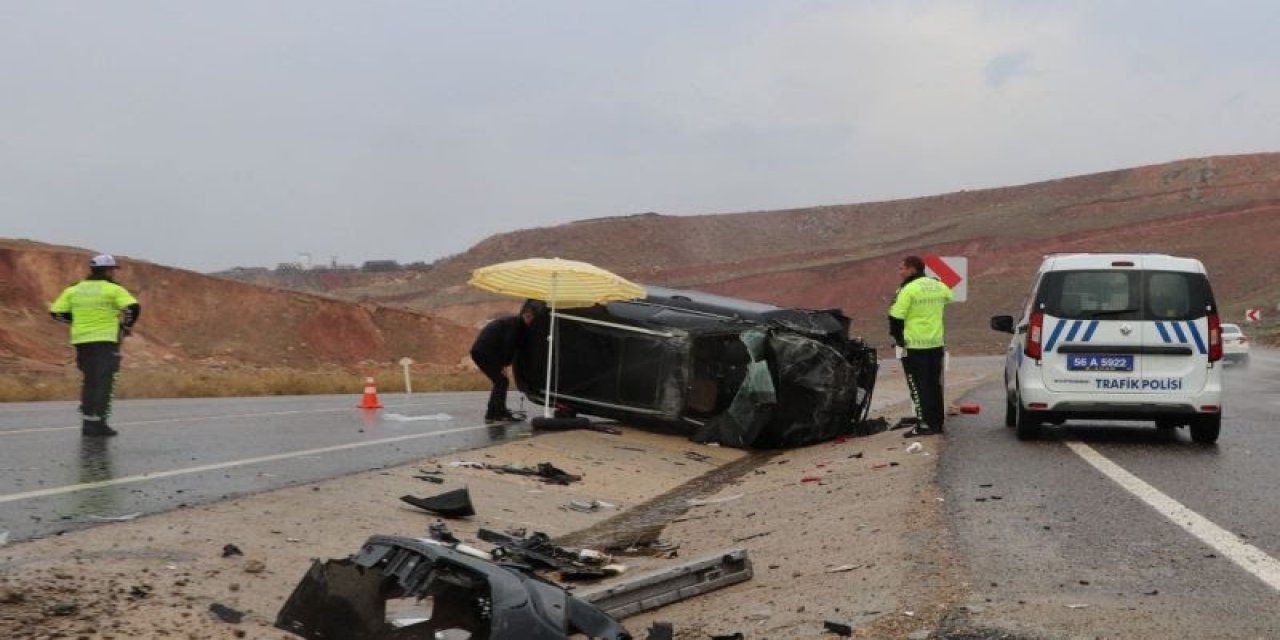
[990,315,1015,334]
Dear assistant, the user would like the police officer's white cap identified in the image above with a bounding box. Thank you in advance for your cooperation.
[89,254,118,268]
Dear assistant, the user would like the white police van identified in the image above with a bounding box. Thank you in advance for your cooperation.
[991,253,1223,443]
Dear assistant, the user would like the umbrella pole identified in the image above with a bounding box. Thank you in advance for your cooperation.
[543,274,558,419]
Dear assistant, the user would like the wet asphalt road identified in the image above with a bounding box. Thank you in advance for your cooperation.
[940,349,1280,638]
[0,392,526,544]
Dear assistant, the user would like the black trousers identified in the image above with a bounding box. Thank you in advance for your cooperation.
[903,347,946,431]
[76,342,121,422]
[470,351,510,416]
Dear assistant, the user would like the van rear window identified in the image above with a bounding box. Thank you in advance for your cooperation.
[1038,270,1215,321]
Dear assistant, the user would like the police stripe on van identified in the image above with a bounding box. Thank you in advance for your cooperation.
[1045,319,1207,354]
[1044,320,1099,353]
[1155,321,1207,354]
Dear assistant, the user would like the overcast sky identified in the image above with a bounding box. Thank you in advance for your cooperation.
[3,1,1278,272]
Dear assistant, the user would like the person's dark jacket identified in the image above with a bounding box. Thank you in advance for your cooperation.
[470,315,527,365]
[887,272,923,348]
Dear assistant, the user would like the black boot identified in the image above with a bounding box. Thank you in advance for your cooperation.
[82,420,118,437]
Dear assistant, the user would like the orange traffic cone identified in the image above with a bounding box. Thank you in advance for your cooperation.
[357,376,383,409]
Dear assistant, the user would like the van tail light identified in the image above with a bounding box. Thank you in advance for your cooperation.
[1025,311,1044,360]
[1207,313,1223,363]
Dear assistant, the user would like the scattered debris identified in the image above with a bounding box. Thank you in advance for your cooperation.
[244,560,266,574]
[579,548,753,619]
[210,602,245,624]
[478,528,618,580]
[448,460,485,468]
[732,530,772,543]
[709,633,745,640]
[413,474,445,484]
[46,602,78,617]
[686,493,744,507]
[401,488,476,518]
[823,620,854,636]
[825,564,857,573]
[645,621,675,640]
[428,521,460,544]
[86,512,143,522]
[275,535,630,639]
[684,451,713,463]
[489,461,582,485]
[1066,603,1090,609]
[567,499,613,513]
[222,543,244,557]
[890,416,919,431]
[905,442,923,453]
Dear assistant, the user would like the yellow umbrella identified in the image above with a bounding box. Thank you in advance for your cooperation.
[468,258,646,420]
[468,257,645,308]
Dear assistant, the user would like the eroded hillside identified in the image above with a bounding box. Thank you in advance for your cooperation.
[231,153,1280,350]
[0,241,474,382]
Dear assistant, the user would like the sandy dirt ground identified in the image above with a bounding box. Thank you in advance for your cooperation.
[0,358,998,639]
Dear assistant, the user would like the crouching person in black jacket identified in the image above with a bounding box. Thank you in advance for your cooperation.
[470,302,538,423]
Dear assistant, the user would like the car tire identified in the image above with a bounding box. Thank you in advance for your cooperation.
[1004,393,1016,428]
[1190,414,1221,444]
[1014,391,1040,441]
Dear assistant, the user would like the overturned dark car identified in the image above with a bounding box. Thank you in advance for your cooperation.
[512,286,878,449]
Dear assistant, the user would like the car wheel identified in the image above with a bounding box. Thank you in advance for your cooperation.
[1190,414,1221,444]
[1004,392,1016,428]
[1014,391,1040,441]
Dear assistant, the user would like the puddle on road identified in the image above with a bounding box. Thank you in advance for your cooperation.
[554,451,779,552]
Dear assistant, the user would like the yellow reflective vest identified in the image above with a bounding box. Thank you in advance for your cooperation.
[50,280,138,344]
[889,276,953,349]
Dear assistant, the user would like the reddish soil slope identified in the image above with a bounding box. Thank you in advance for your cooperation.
[279,153,1280,350]
[0,241,473,376]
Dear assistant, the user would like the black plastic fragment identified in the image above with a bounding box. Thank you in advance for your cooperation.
[400,487,476,518]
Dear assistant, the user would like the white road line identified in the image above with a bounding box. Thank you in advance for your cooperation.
[0,401,463,436]
[1066,441,1280,592]
[0,423,493,505]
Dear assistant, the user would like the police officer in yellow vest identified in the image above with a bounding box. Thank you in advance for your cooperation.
[888,256,953,437]
[50,254,140,437]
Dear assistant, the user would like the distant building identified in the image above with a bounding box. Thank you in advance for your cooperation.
[361,260,401,272]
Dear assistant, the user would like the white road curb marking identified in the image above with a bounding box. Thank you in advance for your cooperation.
[1066,441,1280,592]
[0,423,494,505]
[0,401,463,436]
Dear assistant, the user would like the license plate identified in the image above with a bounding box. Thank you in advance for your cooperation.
[1067,354,1134,372]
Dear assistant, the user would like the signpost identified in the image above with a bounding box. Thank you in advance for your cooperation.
[1245,308,1262,323]
[398,357,414,394]
[923,255,968,302]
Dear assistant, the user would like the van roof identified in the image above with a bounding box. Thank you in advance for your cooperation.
[1038,253,1207,274]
